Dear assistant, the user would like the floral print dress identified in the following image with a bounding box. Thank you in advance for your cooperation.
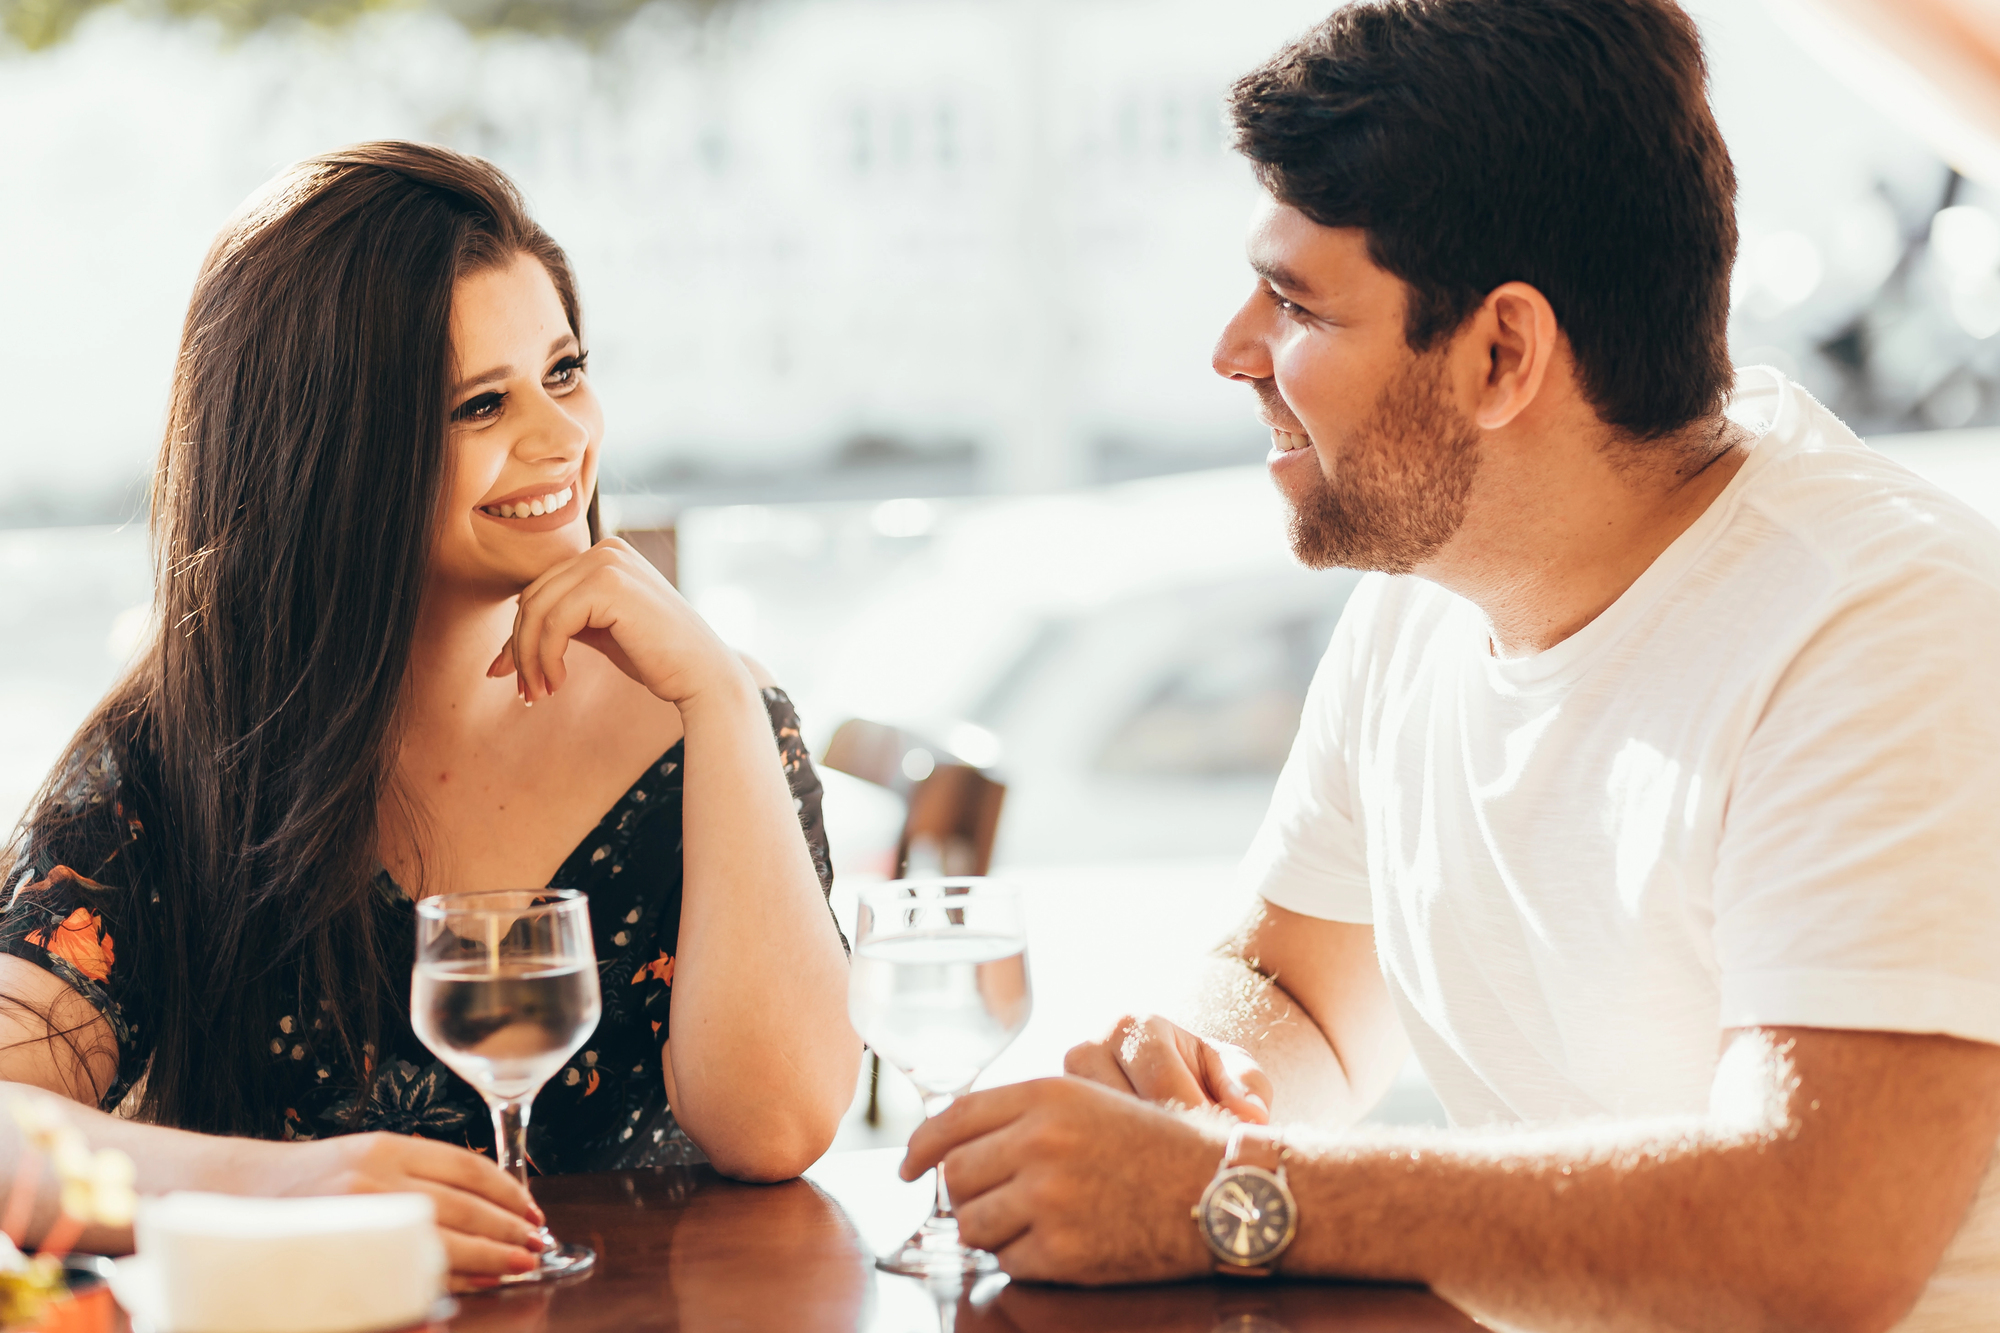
[0,689,839,1174]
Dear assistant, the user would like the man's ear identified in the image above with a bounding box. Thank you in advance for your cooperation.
[1465,281,1560,431]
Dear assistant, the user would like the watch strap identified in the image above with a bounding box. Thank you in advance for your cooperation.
[1224,1122,1286,1175]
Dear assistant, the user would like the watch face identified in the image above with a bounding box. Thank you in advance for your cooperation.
[1201,1168,1295,1265]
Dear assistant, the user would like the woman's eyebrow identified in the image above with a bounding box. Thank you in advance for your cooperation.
[450,335,577,397]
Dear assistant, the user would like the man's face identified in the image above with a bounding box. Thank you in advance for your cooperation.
[1212,199,1479,574]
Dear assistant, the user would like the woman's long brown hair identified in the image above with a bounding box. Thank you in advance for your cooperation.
[9,141,590,1136]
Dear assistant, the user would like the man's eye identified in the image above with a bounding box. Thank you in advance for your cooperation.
[1262,285,1308,319]
[451,391,505,423]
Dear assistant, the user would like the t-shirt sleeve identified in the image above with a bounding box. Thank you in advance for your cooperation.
[1234,582,1376,924]
[1712,563,2000,1045]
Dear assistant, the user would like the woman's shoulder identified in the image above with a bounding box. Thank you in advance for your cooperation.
[7,731,149,898]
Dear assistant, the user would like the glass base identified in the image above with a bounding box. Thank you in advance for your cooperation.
[499,1234,596,1285]
[876,1217,1000,1277]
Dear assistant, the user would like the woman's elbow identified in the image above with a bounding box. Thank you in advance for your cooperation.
[704,1108,843,1184]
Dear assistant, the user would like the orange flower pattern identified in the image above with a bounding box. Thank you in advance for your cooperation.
[24,906,114,983]
[0,690,842,1177]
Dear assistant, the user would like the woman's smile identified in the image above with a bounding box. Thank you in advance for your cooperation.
[476,475,580,532]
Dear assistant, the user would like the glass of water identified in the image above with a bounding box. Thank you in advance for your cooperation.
[413,889,604,1283]
[849,878,1032,1276]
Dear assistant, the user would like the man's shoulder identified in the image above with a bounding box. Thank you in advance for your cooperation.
[1734,377,2000,597]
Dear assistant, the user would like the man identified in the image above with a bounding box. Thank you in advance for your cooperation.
[901,3,2000,1330]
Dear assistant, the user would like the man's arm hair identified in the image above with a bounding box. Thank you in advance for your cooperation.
[1280,1025,2000,1333]
[1189,900,1408,1125]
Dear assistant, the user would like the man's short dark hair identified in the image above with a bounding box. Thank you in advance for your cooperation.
[1228,0,1738,441]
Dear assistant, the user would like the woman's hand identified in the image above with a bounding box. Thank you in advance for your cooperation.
[485,538,743,706]
[267,1133,545,1290]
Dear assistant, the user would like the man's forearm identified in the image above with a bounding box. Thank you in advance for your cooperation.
[1276,1029,1998,1333]
[1186,954,1394,1127]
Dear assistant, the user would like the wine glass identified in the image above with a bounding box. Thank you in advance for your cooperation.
[412,889,603,1283]
[848,878,1032,1276]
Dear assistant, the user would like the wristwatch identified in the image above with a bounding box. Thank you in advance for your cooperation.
[1191,1123,1297,1276]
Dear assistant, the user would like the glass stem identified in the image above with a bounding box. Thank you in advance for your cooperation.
[490,1095,533,1188]
[923,1093,957,1225]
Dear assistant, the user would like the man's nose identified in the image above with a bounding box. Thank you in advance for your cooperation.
[1212,293,1273,384]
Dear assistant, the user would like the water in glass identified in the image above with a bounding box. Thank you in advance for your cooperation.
[412,889,602,1284]
[848,879,1031,1277]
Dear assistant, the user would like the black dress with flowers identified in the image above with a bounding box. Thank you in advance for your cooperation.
[0,688,838,1173]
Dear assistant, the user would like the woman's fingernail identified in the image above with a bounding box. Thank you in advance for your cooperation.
[528,1203,547,1226]
[510,1249,538,1274]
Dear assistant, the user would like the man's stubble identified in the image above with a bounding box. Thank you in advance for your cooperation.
[1270,350,1481,575]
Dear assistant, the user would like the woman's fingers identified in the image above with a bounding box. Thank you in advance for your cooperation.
[398,1139,542,1224]
[421,1181,545,1251]
[508,555,612,702]
[439,1226,538,1281]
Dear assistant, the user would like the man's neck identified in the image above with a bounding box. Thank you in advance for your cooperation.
[1419,414,1753,659]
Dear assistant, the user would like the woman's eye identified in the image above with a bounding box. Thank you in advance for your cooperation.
[451,391,506,424]
[547,353,589,392]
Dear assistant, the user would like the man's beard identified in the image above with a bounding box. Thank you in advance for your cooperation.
[1268,351,1480,575]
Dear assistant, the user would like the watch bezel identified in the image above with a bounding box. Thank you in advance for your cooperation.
[1195,1164,1298,1269]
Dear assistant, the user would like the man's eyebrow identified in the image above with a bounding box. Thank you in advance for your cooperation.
[1251,257,1320,301]
[450,334,577,398]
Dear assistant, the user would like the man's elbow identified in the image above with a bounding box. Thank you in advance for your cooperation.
[1768,1249,1933,1333]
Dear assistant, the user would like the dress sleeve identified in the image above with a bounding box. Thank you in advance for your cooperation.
[762,687,846,951]
[0,780,154,1109]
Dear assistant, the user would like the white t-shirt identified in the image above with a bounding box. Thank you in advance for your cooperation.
[1237,369,2000,1328]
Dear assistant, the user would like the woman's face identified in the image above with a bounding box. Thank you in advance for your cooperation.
[430,251,603,599]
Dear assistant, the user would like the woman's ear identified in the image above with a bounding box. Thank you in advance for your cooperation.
[1468,281,1560,432]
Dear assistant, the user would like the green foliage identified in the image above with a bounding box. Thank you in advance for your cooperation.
[0,0,731,50]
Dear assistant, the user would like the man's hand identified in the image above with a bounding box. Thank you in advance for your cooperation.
[1065,1013,1275,1123]
[901,1077,1223,1284]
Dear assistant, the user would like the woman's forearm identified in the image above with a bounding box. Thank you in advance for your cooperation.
[0,1082,275,1254]
[666,671,859,1180]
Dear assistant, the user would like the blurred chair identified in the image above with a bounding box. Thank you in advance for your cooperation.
[820,718,1007,1123]
[617,525,678,586]
[820,719,1006,878]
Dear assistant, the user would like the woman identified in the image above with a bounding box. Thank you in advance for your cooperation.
[0,142,859,1283]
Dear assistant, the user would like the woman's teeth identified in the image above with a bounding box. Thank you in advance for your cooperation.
[482,486,573,520]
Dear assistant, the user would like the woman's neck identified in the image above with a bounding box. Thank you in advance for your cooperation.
[402,581,528,746]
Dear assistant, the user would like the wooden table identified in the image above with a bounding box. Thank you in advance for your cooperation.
[445,1150,1476,1333]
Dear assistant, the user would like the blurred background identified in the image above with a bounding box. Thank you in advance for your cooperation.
[5,0,2000,1142]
